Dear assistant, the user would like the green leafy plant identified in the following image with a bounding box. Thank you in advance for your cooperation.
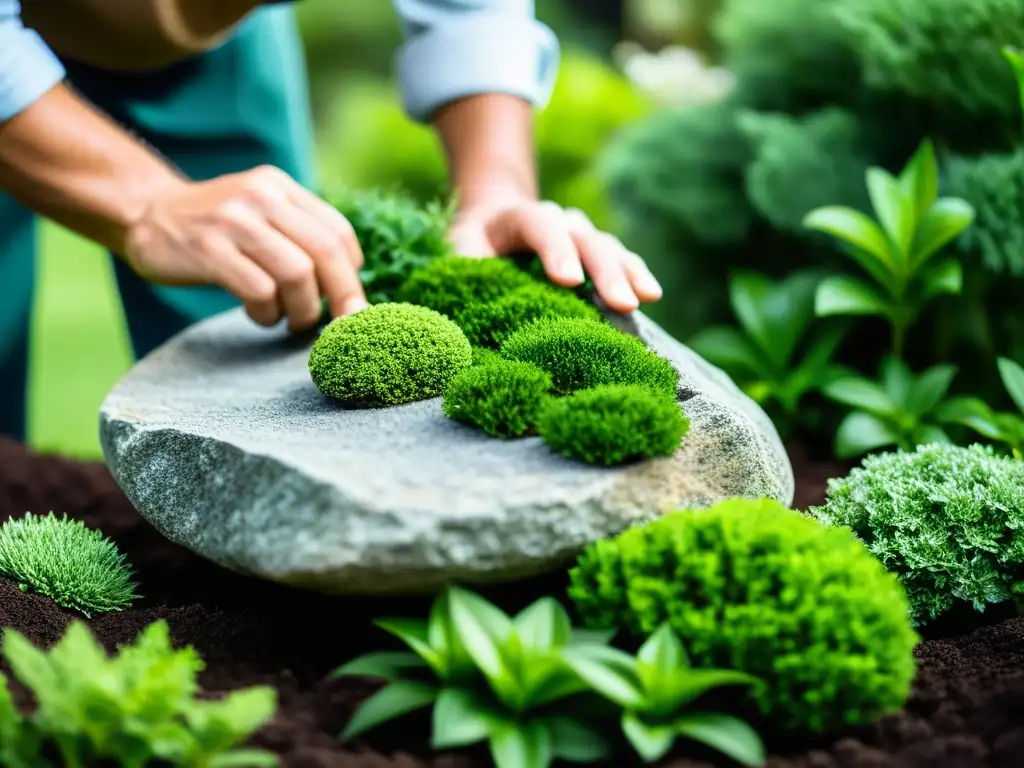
[820,357,958,458]
[940,357,1024,456]
[803,139,975,357]
[455,283,601,349]
[443,360,553,438]
[333,587,616,768]
[308,302,472,405]
[500,317,679,398]
[1003,45,1024,128]
[396,256,536,319]
[688,271,846,433]
[811,442,1024,624]
[537,385,689,466]
[565,624,764,766]
[0,513,138,616]
[568,498,919,733]
[0,620,277,767]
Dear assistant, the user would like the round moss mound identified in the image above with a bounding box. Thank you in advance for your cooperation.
[471,346,502,367]
[0,512,139,616]
[568,498,920,733]
[455,283,602,349]
[309,302,472,405]
[538,385,688,465]
[443,360,553,438]
[396,256,535,318]
[500,317,679,397]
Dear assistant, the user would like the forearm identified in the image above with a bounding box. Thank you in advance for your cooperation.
[0,83,185,254]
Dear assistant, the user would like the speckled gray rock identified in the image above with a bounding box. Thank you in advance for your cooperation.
[99,306,793,594]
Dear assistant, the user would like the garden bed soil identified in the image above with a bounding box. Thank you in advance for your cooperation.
[2,437,1023,768]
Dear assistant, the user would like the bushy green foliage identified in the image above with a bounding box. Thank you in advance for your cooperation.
[396,256,535,319]
[945,148,1024,275]
[811,443,1024,625]
[0,513,137,616]
[537,385,688,466]
[309,303,471,405]
[471,346,502,367]
[443,360,553,438]
[500,318,680,398]
[0,620,277,767]
[568,498,920,733]
[455,283,601,349]
[325,188,455,304]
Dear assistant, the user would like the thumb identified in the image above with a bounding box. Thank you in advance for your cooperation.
[447,222,498,258]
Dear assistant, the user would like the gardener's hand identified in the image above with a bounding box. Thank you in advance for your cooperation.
[124,166,369,331]
[447,199,663,314]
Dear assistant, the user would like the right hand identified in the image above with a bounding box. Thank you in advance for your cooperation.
[123,165,368,331]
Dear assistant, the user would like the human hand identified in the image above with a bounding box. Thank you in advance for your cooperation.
[446,198,663,314]
[123,165,368,331]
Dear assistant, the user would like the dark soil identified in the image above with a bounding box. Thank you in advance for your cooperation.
[2,437,1023,768]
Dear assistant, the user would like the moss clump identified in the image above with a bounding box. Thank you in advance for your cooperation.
[471,346,502,367]
[443,360,553,438]
[455,282,602,349]
[309,302,471,405]
[537,385,688,465]
[569,498,920,733]
[396,256,535,318]
[810,443,1024,625]
[500,317,679,397]
[0,513,138,616]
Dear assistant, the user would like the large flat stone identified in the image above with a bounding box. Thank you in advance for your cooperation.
[100,307,793,594]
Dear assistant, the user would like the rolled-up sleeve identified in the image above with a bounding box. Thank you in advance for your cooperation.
[0,0,65,122]
[392,0,560,122]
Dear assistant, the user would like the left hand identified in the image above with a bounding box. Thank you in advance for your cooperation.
[446,198,663,314]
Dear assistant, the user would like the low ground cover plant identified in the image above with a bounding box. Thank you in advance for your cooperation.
[443,361,553,438]
[568,497,919,733]
[811,442,1024,625]
[396,256,536,319]
[0,620,277,767]
[0,513,138,616]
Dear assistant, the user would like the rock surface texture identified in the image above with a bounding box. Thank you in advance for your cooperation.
[100,306,794,594]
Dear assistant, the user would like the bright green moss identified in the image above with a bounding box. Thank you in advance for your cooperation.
[471,346,502,367]
[455,283,601,349]
[309,302,471,406]
[442,360,553,438]
[537,385,688,465]
[499,317,679,398]
[569,498,920,733]
[810,443,1024,625]
[395,256,535,318]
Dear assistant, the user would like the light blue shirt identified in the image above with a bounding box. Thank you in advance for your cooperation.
[0,0,560,123]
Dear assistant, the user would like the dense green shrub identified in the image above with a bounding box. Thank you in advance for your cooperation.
[810,443,1024,625]
[500,317,680,398]
[442,360,553,438]
[537,385,688,465]
[568,498,919,733]
[309,303,471,405]
[396,256,535,318]
[0,513,138,616]
[455,282,601,349]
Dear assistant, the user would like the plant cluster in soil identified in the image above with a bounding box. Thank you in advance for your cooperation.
[1,437,1023,768]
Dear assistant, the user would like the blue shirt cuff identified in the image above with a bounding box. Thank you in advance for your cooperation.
[396,11,560,123]
[0,23,66,122]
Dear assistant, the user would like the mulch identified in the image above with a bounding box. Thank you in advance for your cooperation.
[1,436,1023,768]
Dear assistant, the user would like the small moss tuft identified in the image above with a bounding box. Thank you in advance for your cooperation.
[395,256,535,318]
[455,283,601,348]
[309,302,471,406]
[443,360,553,438]
[471,346,502,367]
[0,513,138,616]
[500,317,679,397]
[538,385,688,465]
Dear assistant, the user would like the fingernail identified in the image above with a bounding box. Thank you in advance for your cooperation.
[638,272,663,298]
[612,286,639,310]
[559,262,585,284]
[342,297,370,316]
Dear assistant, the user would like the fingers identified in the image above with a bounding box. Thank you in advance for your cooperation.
[565,208,662,307]
[503,202,585,285]
[197,231,280,327]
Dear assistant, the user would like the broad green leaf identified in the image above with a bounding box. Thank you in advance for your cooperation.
[803,206,893,268]
[2,630,61,703]
[917,258,963,300]
[562,645,645,709]
[446,588,513,640]
[0,675,42,768]
[1002,46,1024,117]
[998,357,1024,416]
[914,424,951,447]
[431,688,495,749]
[755,271,821,371]
[447,589,511,686]
[814,275,888,318]
[675,712,766,767]
[637,624,687,677]
[428,590,455,676]
[546,716,613,762]
[899,138,938,222]
[568,628,616,647]
[834,412,901,459]
[622,713,675,763]
[208,750,279,767]
[910,199,974,269]
[490,720,553,768]
[906,365,957,417]
[373,619,443,676]
[514,598,571,651]
[339,680,437,742]
[654,669,759,716]
[880,357,915,408]
[936,396,1003,434]
[520,657,590,708]
[728,273,774,361]
[331,651,426,681]
[687,326,765,377]
[185,686,277,753]
[866,167,913,262]
[821,377,894,416]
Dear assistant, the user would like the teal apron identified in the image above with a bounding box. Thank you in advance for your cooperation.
[0,3,314,439]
